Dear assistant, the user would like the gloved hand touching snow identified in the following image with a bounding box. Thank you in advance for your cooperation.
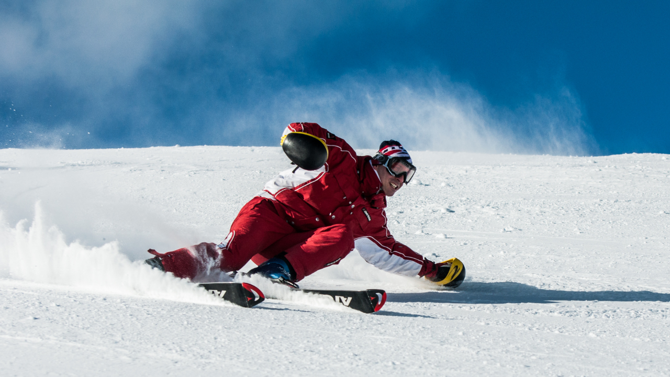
[419,258,466,288]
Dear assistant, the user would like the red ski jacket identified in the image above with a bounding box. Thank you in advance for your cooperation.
[258,122,426,276]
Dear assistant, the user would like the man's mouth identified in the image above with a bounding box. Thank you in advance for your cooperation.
[390,182,399,190]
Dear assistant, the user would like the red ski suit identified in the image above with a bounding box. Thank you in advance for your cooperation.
[156,123,429,281]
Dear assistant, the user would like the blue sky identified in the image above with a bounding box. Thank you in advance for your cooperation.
[1,0,669,155]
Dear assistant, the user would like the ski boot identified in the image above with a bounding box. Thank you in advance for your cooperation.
[248,257,299,288]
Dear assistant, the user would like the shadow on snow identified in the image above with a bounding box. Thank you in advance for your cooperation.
[389,282,670,305]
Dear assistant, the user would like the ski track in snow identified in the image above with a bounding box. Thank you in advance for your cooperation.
[1,146,669,376]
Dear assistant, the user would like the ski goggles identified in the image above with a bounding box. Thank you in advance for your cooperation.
[383,157,416,183]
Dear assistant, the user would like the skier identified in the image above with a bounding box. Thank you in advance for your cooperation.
[145,122,465,288]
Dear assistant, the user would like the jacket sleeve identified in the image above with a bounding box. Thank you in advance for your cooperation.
[353,210,427,277]
[282,122,332,145]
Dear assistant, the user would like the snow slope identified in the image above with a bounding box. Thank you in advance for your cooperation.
[1,146,669,376]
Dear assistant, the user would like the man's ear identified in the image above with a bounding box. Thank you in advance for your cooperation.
[373,163,385,177]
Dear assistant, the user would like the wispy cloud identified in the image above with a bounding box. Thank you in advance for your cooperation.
[1,1,597,155]
[241,70,597,155]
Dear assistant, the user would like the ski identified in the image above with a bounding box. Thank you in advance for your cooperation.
[199,282,265,308]
[199,281,386,313]
[297,288,387,313]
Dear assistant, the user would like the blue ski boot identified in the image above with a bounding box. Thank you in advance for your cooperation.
[248,257,299,288]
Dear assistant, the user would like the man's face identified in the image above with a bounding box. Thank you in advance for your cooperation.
[375,164,405,196]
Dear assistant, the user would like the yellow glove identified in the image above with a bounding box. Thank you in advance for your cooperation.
[423,258,466,288]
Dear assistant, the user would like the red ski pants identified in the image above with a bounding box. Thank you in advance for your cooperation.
[156,197,355,281]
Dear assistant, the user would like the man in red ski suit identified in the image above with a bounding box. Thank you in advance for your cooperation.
[145,122,465,287]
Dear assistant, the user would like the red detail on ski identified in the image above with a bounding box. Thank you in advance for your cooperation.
[242,282,265,301]
[372,291,387,312]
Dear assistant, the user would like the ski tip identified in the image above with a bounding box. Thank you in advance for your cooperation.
[368,289,387,312]
[241,282,265,307]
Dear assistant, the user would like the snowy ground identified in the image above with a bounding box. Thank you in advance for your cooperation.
[1,146,669,376]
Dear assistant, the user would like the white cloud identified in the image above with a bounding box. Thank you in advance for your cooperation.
[0,0,202,88]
